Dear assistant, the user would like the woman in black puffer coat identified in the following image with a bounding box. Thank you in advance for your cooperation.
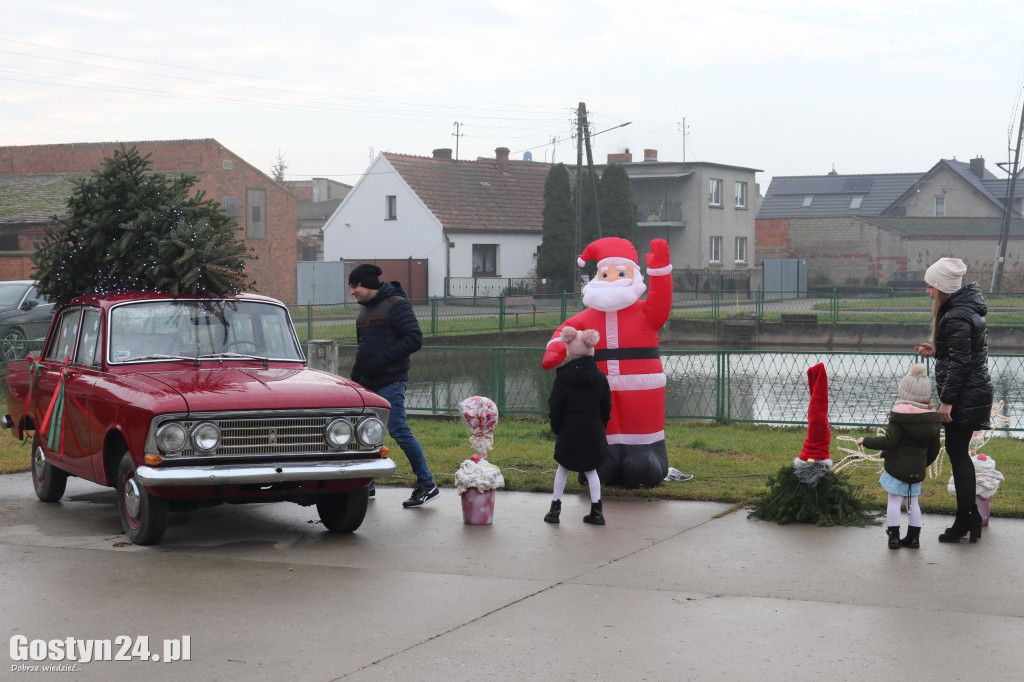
[915,257,993,543]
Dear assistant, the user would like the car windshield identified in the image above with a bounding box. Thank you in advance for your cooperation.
[108,299,304,364]
[0,282,29,307]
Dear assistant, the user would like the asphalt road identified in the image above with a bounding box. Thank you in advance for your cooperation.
[3,473,1024,680]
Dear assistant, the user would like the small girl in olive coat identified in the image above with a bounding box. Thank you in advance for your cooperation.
[544,326,612,525]
[857,364,942,549]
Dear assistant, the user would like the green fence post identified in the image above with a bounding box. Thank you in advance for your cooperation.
[498,293,507,332]
[306,303,312,340]
[494,348,507,413]
[712,287,719,321]
[561,291,568,320]
[832,287,839,322]
[756,287,763,320]
[430,296,438,335]
[715,351,726,421]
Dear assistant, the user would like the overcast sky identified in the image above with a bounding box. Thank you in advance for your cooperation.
[3,1,1024,191]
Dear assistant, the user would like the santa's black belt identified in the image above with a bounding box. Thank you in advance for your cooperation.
[594,347,660,361]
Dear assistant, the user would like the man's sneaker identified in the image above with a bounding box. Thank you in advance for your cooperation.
[402,484,440,508]
[367,482,375,500]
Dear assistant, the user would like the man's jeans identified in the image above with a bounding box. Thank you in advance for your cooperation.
[375,381,434,488]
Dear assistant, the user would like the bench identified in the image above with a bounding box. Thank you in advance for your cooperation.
[504,295,537,324]
[780,313,818,324]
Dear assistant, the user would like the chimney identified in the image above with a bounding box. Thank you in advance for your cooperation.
[644,149,658,163]
[607,149,633,163]
[432,148,453,160]
[495,147,510,172]
[970,156,985,178]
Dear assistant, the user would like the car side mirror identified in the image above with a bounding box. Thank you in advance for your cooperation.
[21,299,38,311]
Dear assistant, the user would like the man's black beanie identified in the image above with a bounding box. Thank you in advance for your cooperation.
[349,263,383,289]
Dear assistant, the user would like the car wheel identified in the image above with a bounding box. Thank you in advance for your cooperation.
[316,487,370,533]
[2,327,26,362]
[30,434,68,502]
[116,451,167,545]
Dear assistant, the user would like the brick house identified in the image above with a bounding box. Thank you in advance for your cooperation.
[756,157,1024,288]
[0,139,298,303]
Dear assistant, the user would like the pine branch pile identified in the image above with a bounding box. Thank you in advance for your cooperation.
[34,145,255,308]
[747,464,879,527]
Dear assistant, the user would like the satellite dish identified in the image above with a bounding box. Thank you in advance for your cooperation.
[523,151,533,161]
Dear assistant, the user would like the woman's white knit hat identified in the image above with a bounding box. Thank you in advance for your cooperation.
[898,363,932,404]
[924,257,967,294]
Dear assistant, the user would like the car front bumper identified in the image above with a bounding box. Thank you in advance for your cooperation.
[134,458,396,487]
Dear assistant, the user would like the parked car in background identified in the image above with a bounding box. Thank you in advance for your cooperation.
[0,280,55,362]
[3,291,395,545]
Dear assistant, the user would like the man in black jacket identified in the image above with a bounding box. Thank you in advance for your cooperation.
[349,264,439,507]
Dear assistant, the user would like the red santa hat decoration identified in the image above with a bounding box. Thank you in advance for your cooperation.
[794,362,833,484]
[577,237,639,269]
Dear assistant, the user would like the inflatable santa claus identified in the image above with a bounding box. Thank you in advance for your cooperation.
[542,237,672,487]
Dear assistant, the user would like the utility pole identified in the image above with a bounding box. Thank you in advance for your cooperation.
[452,121,464,160]
[582,106,603,239]
[574,103,585,295]
[992,100,1024,293]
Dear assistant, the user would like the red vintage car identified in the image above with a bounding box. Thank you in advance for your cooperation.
[3,291,394,545]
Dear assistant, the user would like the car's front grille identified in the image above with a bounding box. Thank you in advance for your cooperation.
[172,416,374,458]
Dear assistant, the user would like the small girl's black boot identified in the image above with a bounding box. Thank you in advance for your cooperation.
[900,526,921,549]
[886,526,901,550]
[544,500,561,524]
[583,500,605,525]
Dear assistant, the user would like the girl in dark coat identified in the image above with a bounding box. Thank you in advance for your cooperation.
[915,257,994,543]
[545,327,612,525]
[857,364,942,549]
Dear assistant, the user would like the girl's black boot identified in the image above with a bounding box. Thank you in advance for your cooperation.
[900,526,921,549]
[583,500,605,525]
[544,500,561,524]
[887,526,902,550]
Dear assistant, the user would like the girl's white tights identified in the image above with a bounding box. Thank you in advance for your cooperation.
[552,465,601,504]
[887,493,922,527]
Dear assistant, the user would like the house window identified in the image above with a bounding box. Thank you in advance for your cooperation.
[709,179,722,207]
[472,244,498,276]
[934,195,946,217]
[802,196,813,207]
[735,237,747,263]
[246,189,266,239]
[849,196,863,210]
[709,236,722,263]
[223,196,239,217]
[734,181,747,208]
[386,195,397,220]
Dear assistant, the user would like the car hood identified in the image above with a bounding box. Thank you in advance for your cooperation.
[130,366,382,413]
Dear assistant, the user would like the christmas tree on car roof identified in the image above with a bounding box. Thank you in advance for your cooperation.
[33,145,255,308]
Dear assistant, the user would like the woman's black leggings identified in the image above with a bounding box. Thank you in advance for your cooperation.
[944,423,978,521]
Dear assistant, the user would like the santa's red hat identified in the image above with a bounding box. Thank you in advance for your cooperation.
[798,363,831,461]
[577,237,639,268]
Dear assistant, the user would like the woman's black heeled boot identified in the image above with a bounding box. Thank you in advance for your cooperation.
[887,526,902,550]
[939,513,979,543]
[583,500,605,525]
[900,526,921,549]
[544,500,561,524]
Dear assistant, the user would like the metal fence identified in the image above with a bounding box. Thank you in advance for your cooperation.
[4,341,1021,434]
[331,346,1024,433]
[286,289,1024,343]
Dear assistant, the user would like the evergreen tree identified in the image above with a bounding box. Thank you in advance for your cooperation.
[535,163,576,294]
[575,168,600,280]
[34,145,254,308]
[270,151,288,182]
[598,163,639,249]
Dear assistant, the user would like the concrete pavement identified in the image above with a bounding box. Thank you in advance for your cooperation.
[2,472,1023,680]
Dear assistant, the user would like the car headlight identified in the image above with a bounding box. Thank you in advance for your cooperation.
[324,419,354,448]
[155,422,188,453]
[356,417,386,446]
[191,422,221,452]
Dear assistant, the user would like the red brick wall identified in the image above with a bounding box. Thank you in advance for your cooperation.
[0,140,298,303]
[754,218,792,263]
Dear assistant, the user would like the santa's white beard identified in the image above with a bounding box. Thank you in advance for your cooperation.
[582,275,646,311]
